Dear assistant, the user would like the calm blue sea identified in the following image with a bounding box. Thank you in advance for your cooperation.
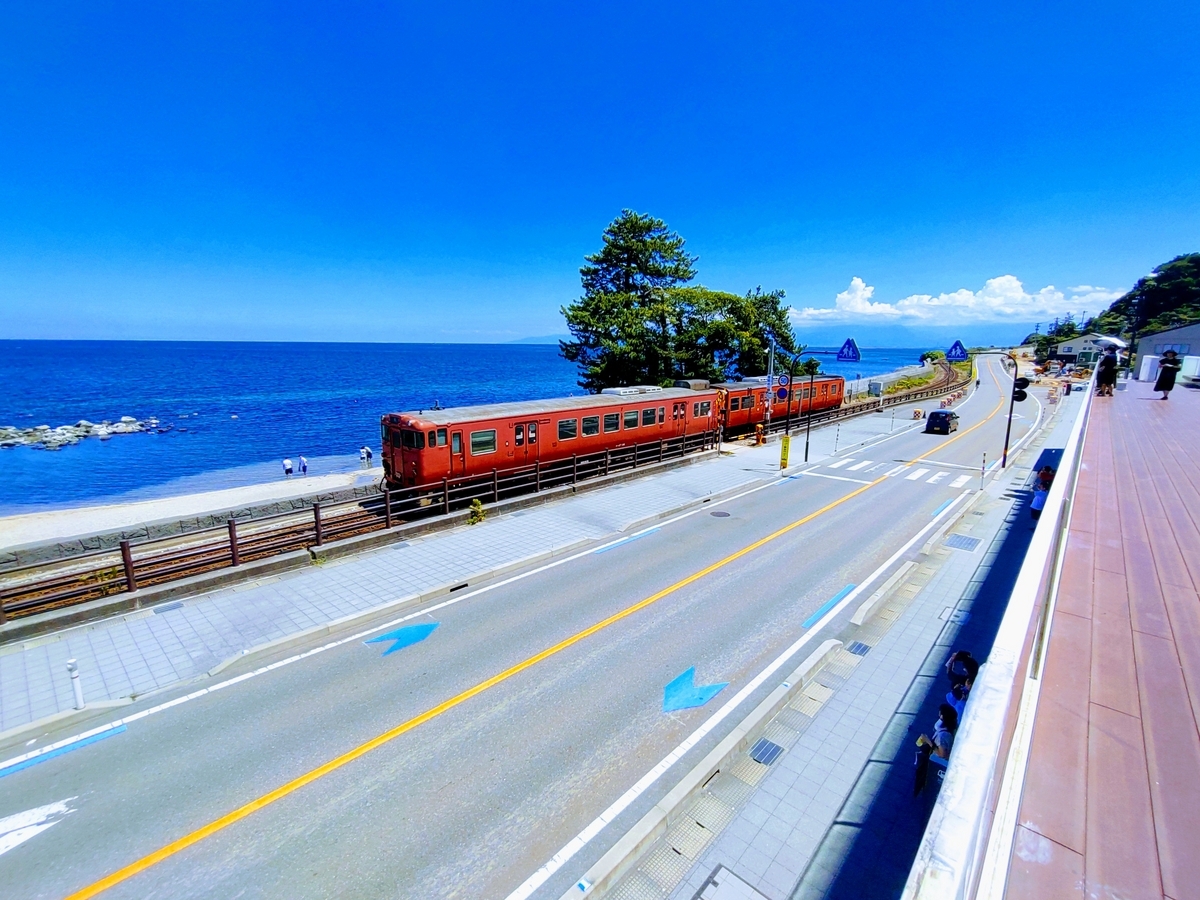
[0,341,925,514]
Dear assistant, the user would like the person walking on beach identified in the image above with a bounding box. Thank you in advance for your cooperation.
[1155,350,1182,400]
[1095,347,1118,397]
[282,458,293,478]
[359,446,367,467]
[299,455,308,476]
[365,446,373,465]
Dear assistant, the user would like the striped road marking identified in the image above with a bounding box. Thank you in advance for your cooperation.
[926,471,950,484]
[950,474,971,488]
[847,460,873,471]
[905,468,930,481]
[826,458,854,469]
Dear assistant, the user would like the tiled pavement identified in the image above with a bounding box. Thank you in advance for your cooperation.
[1006,379,1200,900]
[601,392,1080,900]
[0,402,938,736]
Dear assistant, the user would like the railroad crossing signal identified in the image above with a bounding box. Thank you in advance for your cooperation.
[946,340,969,362]
[1012,376,1030,403]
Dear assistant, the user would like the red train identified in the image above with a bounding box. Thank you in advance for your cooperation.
[380,374,845,489]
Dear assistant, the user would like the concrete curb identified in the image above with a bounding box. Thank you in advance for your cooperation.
[0,697,133,753]
[851,560,917,626]
[563,639,843,900]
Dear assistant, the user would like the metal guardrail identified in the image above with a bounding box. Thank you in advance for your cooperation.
[901,373,1094,900]
[0,363,972,626]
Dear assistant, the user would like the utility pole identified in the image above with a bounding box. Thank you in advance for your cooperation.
[765,341,775,433]
[1001,354,1029,468]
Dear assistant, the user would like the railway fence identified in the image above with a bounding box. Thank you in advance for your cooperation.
[0,362,972,626]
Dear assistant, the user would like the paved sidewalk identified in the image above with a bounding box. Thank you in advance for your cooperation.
[604,391,1076,900]
[0,396,955,737]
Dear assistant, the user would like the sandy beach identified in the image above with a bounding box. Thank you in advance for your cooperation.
[0,469,380,549]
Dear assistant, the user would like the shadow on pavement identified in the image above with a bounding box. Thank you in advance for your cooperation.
[788,448,1063,900]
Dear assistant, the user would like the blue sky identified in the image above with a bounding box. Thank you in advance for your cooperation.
[1,2,1197,347]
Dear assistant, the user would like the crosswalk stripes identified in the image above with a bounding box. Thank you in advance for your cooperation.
[949,474,971,488]
[814,458,973,490]
[926,471,950,485]
[826,458,854,469]
[846,460,873,471]
[904,468,930,481]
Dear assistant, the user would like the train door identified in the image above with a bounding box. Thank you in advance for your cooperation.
[670,401,688,438]
[513,420,540,465]
[450,430,465,477]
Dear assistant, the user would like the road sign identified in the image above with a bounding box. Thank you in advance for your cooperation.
[777,387,788,400]
[777,374,789,386]
[836,338,861,362]
[947,340,969,362]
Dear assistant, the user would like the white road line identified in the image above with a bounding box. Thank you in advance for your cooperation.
[0,475,801,776]
[506,490,975,900]
[883,465,906,478]
[826,458,855,469]
[847,460,873,471]
[949,474,971,489]
[792,471,873,485]
[0,798,75,858]
[905,468,930,481]
[926,472,950,485]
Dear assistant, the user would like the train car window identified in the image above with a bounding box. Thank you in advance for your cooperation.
[624,410,639,429]
[642,408,656,427]
[400,429,425,450]
[729,397,739,411]
[604,412,620,432]
[528,422,538,443]
[822,384,828,394]
[451,432,462,454]
[658,406,665,424]
[428,430,436,446]
[699,401,712,416]
[746,395,756,408]
[381,423,388,443]
[558,418,578,440]
[692,402,699,417]
[470,429,497,455]
[582,416,600,436]
[437,428,447,447]
[514,424,524,446]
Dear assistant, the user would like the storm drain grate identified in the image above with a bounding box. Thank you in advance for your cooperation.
[749,738,784,766]
[845,641,871,657]
[710,510,730,517]
[945,534,982,552]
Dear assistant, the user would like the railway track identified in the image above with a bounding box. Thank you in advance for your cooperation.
[0,366,970,625]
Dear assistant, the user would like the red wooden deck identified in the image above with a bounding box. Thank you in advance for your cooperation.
[1006,379,1200,899]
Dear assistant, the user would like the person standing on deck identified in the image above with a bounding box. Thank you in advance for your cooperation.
[1155,350,1182,400]
[1095,347,1118,396]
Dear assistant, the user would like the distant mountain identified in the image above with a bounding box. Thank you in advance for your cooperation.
[509,334,572,344]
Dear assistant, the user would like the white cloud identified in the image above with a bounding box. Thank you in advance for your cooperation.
[790,276,1125,326]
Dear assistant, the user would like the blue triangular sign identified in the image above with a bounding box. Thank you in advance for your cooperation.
[946,341,969,362]
[836,338,861,362]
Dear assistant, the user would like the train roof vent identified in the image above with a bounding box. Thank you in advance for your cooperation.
[600,385,665,395]
[673,379,711,391]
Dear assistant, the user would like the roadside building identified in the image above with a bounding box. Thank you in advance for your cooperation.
[1049,333,1123,365]
[1134,322,1200,382]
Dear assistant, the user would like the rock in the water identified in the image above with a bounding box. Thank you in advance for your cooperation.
[0,416,155,450]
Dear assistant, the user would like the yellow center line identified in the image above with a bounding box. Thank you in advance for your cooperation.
[68,360,1010,899]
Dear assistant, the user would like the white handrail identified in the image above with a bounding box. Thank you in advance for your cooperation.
[901,376,1094,900]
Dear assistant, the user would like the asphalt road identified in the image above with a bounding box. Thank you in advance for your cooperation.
[0,355,1042,900]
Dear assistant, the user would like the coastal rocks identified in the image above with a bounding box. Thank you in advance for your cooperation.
[0,417,160,450]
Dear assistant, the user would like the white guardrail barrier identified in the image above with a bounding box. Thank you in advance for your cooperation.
[901,376,1095,900]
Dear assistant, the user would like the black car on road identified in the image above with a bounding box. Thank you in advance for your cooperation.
[925,410,959,434]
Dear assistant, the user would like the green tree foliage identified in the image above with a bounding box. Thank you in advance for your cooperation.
[919,349,946,363]
[797,357,821,376]
[1091,253,1200,338]
[561,211,796,390]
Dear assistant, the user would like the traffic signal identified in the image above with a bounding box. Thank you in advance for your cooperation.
[1012,376,1030,402]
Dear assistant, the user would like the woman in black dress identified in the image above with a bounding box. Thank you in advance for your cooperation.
[1155,350,1182,400]
[1095,348,1118,396]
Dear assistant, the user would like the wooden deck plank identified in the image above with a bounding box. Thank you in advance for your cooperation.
[1019,610,1091,853]
[1085,704,1163,900]
[1056,532,1095,620]
[1089,577,1140,717]
[1125,539,1172,639]
[1007,826,1085,899]
[1133,630,1200,900]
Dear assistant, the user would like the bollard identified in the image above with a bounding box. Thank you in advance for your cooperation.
[313,502,324,546]
[383,486,392,529]
[442,477,450,514]
[534,460,541,492]
[572,454,578,485]
[67,659,85,709]
[492,469,499,503]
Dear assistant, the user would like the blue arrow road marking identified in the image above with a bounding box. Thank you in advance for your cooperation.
[365,622,439,656]
[931,499,955,517]
[663,667,729,712]
[802,584,857,628]
[594,528,660,554]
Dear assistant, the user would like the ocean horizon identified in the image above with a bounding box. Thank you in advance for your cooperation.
[0,340,931,515]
